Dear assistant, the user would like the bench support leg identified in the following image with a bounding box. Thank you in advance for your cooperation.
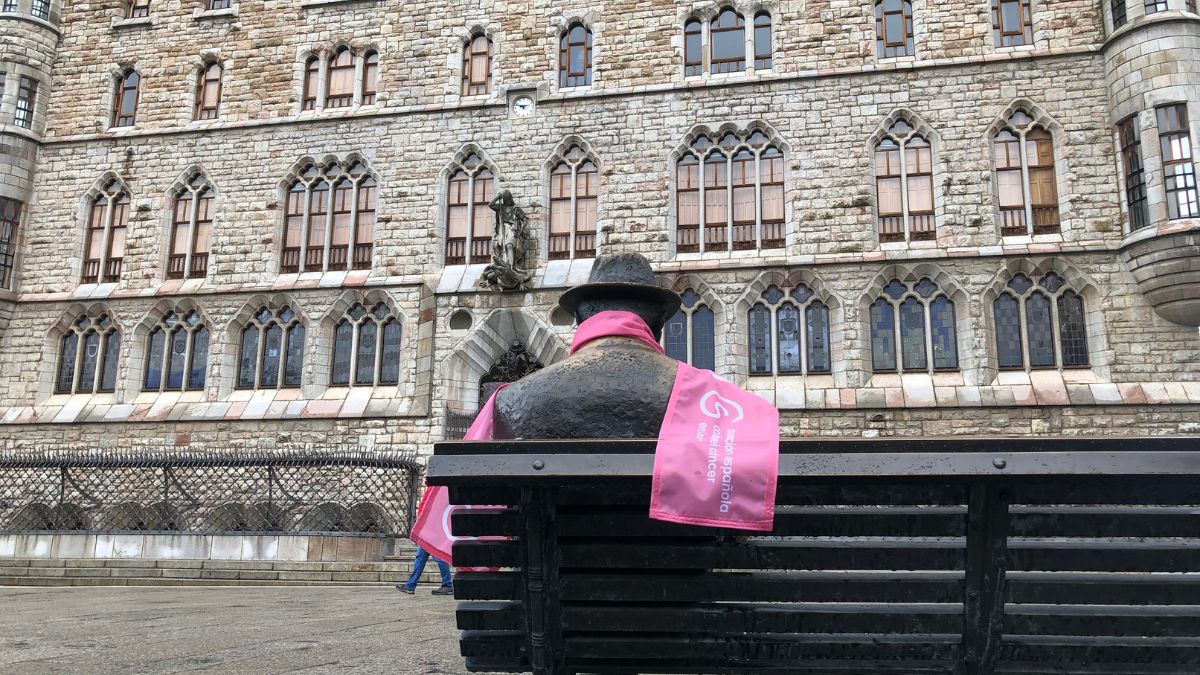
[958,483,1009,675]
[522,487,566,675]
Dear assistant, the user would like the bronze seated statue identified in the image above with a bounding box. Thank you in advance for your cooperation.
[493,253,682,439]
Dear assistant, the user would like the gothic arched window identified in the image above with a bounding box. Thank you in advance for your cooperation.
[111,70,140,128]
[144,311,208,392]
[676,128,785,253]
[445,153,494,265]
[195,62,222,120]
[302,57,320,111]
[710,8,746,73]
[664,288,716,371]
[281,160,376,273]
[991,0,1033,47]
[559,23,592,88]
[169,173,213,280]
[993,272,1089,370]
[462,35,491,96]
[331,303,402,387]
[876,0,914,58]
[549,145,598,260]
[994,109,1059,236]
[753,12,772,69]
[56,314,120,395]
[875,119,935,243]
[748,284,831,376]
[869,278,958,373]
[237,306,304,389]
[326,48,355,108]
[83,180,129,284]
[361,51,378,105]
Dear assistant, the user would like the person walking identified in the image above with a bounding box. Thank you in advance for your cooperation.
[396,544,453,595]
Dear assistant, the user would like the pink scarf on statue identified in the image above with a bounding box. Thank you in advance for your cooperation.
[412,310,780,564]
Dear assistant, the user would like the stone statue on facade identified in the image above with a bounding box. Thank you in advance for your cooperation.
[479,189,532,292]
[493,252,682,439]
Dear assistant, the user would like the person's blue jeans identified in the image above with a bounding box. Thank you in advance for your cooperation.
[404,545,452,590]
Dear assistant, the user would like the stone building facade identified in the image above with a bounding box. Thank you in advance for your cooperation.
[0,0,1197,459]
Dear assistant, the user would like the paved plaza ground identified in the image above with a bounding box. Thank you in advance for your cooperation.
[0,586,469,674]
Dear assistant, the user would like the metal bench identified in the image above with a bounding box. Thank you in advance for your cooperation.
[429,437,1200,674]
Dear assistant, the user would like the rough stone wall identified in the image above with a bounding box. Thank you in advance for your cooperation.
[0,0,1193,454]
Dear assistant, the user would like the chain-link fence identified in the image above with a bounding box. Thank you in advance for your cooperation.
[0,445,421,537]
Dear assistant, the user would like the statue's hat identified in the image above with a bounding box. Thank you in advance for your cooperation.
[558,252,681,318]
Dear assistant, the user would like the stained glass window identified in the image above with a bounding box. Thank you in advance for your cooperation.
[869,278,958,373]
[992,272,1089,370]
[144,311,208,392]
[330,302,401,387]
[665,288,716,371]
[56,314,120,395]
[237,307,304,389]
[677,128,785,253]
[749,283,832,376]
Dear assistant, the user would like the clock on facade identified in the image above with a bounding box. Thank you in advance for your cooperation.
[512,96,535,117]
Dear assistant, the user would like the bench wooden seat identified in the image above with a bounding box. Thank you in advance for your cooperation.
[429,437,1200,675]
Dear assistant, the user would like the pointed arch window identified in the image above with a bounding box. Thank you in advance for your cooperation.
[0,197,20,290]
[1119,115,1149,231]
[993,272,1088,371]
[1111,0,1127,28]
[993,109,1059,236]
[875,119,935,243]
[991,0,1033,47]
[83,180,129,284]
[748,284,831,376]
[195,63,222,120]
[144,311,208,392]
[559,23,592,88]
[237,307,304,389]
[127,0,149,18]
[169,174,213,280]
[282,161,376,273]
[56,314,120,395]
[462,35,492,96]
[753,12,772,69]
[331,303,402,387]
[445,153,494,265]
[676,129,785,253]
[869,278,958,373]
[361,51,378,105]
[711,8,746,73]
[326,48,355,108]
[664,289,716,371]
[302,57,320,111]
[549,145,598,260]
[876,0,915,58]
[111,70,140,128]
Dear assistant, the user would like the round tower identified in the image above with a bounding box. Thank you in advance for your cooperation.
[1105,0,1200,326]
[0,0,59,292]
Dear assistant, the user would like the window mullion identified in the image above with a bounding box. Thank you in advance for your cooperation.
[1050,292,1064,371]
[182,329,194,393]
[159,328,170,392]
[352,54,364,107]
[569,165,578,260]
[322,182,334,273]
[316,56,328,110]
[299,184,312,271]
[350,321,361,386]
[697,156,706,255]
[1018,295,1031,372]
[374,319,384,385]
[923,301,934,374]
[185,188,200,279]
[72,329,85,394]
[892,300,904,373]
[465,174,475,264]
[254,324,267,389]
[754,152,763,250]
[770,305,779,376]
[725,154,733,251]
[798,300,808,376]
[1017,130,1035,236]
[277,322,289,389]
[98,198,115,283]
[347,179,360,272]
[897,141,912,242]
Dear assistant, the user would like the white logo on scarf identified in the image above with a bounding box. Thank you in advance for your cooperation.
[699,390,744,424]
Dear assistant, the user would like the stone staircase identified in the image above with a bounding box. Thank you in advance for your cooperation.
[0,547,443,588]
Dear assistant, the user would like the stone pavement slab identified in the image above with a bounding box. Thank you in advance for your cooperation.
[0,586,472,674]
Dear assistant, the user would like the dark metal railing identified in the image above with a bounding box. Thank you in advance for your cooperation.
[0,445,422,537]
